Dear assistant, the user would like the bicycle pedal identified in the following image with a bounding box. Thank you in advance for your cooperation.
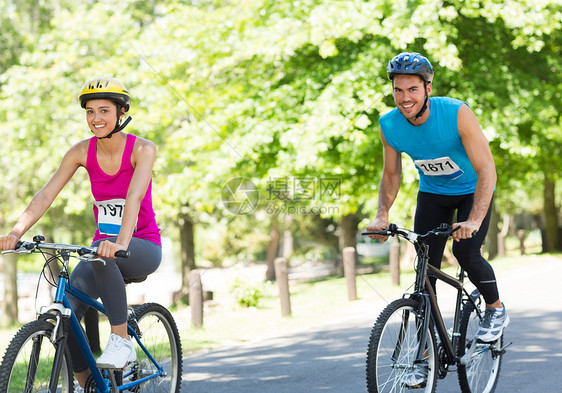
[494,341,513,356]
[97,362,131,370]
[401,381,427,389]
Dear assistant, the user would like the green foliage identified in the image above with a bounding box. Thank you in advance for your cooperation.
[229,276,267,308]
[0,0,559,256]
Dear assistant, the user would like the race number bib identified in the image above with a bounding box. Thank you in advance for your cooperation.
[414,157,464,180]
[93,199,136,236]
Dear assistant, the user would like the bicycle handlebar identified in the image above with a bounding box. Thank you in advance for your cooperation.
[362,223,460,242]
[7,239,130,260]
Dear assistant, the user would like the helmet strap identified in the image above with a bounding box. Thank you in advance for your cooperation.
[414,81,430,121]
[97,105,132,140]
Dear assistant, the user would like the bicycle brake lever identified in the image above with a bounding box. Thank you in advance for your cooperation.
[84,256,107,265]
[434,225,460,237]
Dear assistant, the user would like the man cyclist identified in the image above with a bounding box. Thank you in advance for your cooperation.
[367,52,509,388]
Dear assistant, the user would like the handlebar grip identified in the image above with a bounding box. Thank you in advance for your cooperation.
[362,230,392,236]
[15,241,23,249]
[115,250,130,258]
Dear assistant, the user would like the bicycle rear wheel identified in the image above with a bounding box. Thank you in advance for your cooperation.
[0,319,73,392]
[124,303,183,393]
[366,298,438,393]
[457,298,503,393]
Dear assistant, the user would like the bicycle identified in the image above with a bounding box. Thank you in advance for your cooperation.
[362,224,511,393]
[0,236,183,393]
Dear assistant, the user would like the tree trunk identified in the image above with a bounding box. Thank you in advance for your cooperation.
[543,174,559,253]
[487,201,500,260]
[265,214,280,281]
[337,213,361,276]
[179,212,196,302]
[0,253,18,326]
[280,214,293,259]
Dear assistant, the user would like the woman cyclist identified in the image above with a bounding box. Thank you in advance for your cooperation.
[0,77,162,390]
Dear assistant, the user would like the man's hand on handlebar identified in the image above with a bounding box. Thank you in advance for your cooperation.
[366,218,391,243]
[452,221,479,242]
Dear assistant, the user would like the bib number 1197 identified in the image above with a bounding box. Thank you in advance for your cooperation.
[93,198,136,236]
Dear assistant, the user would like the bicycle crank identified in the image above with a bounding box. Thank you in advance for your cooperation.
[492,341,513,358]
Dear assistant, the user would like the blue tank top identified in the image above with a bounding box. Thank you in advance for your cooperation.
[379,97,477,195]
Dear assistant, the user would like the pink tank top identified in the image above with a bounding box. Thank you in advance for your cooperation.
[86,134,161,246]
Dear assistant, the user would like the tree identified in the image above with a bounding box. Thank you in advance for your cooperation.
[1,1,560,321]
[0,0,153,323]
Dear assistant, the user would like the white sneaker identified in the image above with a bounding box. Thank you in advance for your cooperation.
[96,333,136,369]
[475,303,510,342]
[74,382,85,393]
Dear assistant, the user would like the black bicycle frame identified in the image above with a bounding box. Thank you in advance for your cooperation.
[410,240,481,366]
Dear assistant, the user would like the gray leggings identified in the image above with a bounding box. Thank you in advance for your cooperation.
[67,237,161,372]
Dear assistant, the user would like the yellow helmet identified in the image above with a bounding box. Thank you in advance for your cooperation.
[79,77,131,112]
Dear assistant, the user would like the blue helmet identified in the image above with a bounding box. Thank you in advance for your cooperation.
[387,52,434,83]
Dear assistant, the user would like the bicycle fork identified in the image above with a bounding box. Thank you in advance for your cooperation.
[41,254,74,392]
[48,314,69,392]
[390,297,432,365]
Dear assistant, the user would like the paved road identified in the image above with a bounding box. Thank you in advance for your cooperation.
[181,255,562,392]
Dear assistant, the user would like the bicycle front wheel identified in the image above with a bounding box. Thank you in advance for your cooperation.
[457,299,503,393]
[125,303,183,393]
[0,319,73,393]
[366,298,438,393]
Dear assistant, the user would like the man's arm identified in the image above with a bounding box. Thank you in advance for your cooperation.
[454,103,497,241]
[367,127,402,242]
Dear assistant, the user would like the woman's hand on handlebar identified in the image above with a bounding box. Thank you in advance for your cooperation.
[0,234,21,251]
[366,218,390,243]
[452,221,479,242]
[96,240,128,259]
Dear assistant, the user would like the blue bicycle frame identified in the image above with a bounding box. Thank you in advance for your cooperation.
[47,272,164,392]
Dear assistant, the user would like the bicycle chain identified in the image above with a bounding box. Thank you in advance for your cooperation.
[84,374,97,393]
[437,344,449,379]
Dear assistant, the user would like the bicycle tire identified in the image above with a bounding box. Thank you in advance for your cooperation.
[457,299,503,393]
[124,303,183,393]
[0,319,73,392]
[366,298,438,393]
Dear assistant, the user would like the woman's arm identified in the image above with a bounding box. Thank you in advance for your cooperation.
[0,141,86,250]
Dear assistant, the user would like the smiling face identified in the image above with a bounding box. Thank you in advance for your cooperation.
[392,74,432,124]
[85,99,124,138]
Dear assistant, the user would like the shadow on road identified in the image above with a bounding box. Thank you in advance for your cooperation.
[182,307,562,393]
[184,318,371,392]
